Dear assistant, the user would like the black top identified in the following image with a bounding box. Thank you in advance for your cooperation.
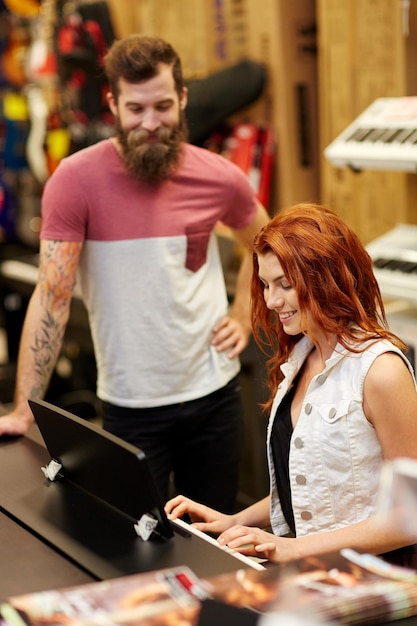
[270,371,303,535]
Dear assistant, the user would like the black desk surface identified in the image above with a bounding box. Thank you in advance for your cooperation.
[0,426,95,601]
[0,424,257,603]
[0,508,94,600]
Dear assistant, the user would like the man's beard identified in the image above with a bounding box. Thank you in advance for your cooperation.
[115,114,187,185]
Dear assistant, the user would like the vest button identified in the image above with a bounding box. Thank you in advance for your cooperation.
[296,474,306,485]
[294,437,304,449]
[305,403,312,415]
[301,511,312,520]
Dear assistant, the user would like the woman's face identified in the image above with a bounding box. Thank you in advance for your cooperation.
[257,252,302,336]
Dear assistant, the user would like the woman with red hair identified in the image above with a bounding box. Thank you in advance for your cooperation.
[166,203,417,565]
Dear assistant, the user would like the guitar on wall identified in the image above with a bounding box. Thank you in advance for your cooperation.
[3,0,40,18]
[2,0,59,244]
[25,0,70,183]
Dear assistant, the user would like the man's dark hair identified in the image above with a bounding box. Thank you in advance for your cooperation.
[104,35,184,100]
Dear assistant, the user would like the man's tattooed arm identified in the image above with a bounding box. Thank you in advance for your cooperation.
[28,240,82,398]
[0,240,83,435]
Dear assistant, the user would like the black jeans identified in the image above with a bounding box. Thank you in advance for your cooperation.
[101,375,244,513]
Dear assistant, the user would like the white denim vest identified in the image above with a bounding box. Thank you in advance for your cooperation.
[267,335,416,537]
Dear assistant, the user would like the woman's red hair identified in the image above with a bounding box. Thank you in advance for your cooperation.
[251,203,407,412]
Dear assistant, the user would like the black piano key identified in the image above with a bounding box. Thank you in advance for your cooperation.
[401,262,417,273]
[384,260,407,271]
[366,128,389,142]
[346,128,373,142]
[373,257,394,269]
[345,127,417,144]
[379,128,404,143]
[392,128,416,143]
[403,129,417,144]
[373,257,417,273]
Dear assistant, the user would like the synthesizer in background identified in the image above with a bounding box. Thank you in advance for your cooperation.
[385,301,417,373]
[366,223,417,305]
[324,97,417,172]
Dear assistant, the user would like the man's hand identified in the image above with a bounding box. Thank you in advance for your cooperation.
[210,315,250,359]
[0,407,33,437]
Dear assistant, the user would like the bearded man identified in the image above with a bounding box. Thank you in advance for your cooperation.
[0,35,269,513]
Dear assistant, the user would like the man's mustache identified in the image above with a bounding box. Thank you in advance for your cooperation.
[127,127,172,149]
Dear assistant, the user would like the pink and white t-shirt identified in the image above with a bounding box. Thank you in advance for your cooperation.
[41,140,258,407]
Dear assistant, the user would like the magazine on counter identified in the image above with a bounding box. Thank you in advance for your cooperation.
[2,549,417,625]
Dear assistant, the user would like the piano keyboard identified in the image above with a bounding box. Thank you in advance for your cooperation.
[324,97,417,172]
[170,517,266,571]
[1,258,40,285]
[366,223,417,304]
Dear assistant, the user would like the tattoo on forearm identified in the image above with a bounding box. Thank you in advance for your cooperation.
[29,240,81,397]
[31,310,66,390]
